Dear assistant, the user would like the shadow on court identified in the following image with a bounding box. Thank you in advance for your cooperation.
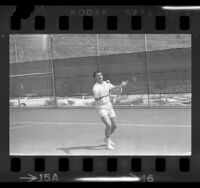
[57,144,107,154]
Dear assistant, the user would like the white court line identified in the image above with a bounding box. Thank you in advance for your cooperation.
[10,124,37,130]
[10,121,190,130]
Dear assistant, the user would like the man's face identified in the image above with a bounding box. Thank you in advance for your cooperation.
[95,72,103,83]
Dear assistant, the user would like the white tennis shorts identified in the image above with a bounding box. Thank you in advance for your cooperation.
[96,102,116,118]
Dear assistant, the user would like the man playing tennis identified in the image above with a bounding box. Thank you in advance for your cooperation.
[92,71,128,150]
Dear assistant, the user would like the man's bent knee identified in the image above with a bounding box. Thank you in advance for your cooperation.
[101,116,111,127]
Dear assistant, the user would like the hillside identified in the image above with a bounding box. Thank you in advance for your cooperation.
[9,34,191,63]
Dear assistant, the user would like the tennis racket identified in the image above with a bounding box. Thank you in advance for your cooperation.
[122,76,137,88]
[109,77,137,103]
[96,79,130,102]
[109,80,129,103]
[125,76,137,85]
[109,87,123,103]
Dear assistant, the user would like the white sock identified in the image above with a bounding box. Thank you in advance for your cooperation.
[104,137,115,145]
[106,138,114,150]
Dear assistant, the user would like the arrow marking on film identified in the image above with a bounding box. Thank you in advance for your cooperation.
[19,174,38,182]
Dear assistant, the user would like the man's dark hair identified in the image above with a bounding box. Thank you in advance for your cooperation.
[93,71,102,78]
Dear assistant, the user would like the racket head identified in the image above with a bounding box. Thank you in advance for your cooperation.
[110,87,122,96]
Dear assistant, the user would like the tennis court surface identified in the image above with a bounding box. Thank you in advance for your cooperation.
[10,107,191,156]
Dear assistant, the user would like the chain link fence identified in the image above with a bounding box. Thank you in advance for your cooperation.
[9,34,191,108]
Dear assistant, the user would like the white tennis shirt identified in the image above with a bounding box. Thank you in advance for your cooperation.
[92,81,114,106]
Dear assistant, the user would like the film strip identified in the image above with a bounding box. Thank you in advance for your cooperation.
[0,5,199,182]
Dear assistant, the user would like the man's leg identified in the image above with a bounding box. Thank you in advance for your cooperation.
[108,105,117,135]
[101,115,112,139]
[110,116,117,135]
[101,115,114,149]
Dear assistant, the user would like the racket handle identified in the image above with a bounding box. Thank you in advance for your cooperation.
[98,95,109,100]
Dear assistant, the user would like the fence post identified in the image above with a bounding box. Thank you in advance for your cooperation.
[50,35,57,107]
[14,42,21,107]
[144,34,150,107]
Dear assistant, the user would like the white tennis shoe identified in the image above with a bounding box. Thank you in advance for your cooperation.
[107,143,115,150]
[105,138,115,150]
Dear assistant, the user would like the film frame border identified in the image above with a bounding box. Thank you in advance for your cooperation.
[0,5,199,182]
